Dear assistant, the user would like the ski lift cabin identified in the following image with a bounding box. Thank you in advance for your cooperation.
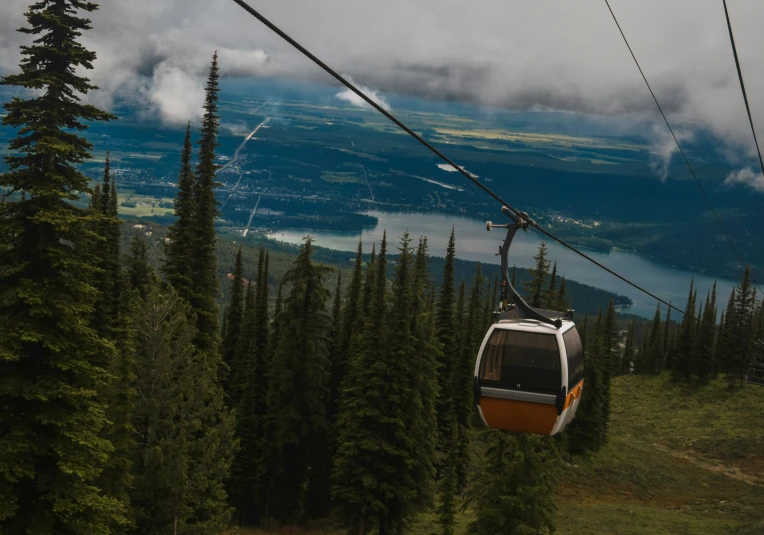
[473,207,584,436]
[474,316,583,435]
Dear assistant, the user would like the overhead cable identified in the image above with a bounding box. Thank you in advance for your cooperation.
[722,0,764,183]
[229,0,688,315]
[604,0,759,293]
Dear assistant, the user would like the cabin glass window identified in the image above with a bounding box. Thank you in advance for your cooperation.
[479,329,561,395]
[563,328,584,389]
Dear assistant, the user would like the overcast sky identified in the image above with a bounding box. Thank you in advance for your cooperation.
[2,1,764,169]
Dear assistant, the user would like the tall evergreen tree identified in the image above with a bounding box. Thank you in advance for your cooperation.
[125,234,155,298]
[545,261,558,307]
[190,53,222,358]
[0,1,125,531]
[162,123,195,302]
[646,305,663,375]
[696,292,717,385]
[340,242,364,361]
[264,238,332,522]
[222,248,245,374]
[469,433,557,535]
[333,234,394,534]
[523,242,551,307]
[567,312,605,457]
[327,272,344,423]
[663,302,673,370]
[92,153,122,340]
[436,227,458,453]
[622,317,636,374]
[672,281,697,383]
[729,268,756,387]
[557,276,570,311]
[131,282,235,534]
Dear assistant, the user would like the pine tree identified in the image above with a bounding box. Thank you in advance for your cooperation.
[131,282,235,533]
[232,280,256,404]
[673,281,697,383]
[469,432,557,535]
[696,291,717,385]
[599,307,614,444]
[92,153,122,340]
[438,418,460,535]
[264,238,332,522]
[333,234,392,533]
[621,317,636,374]
[452,265,484,489]
[567,312,605,457]
[125,234,155,298]
[222,248,245,374]
[101,271,137,534]
[545,261,558,307]
[162,123,196,302]
[0,1,125,531]
[436,227,458,454]
[340,242,364,361]
[663,302,673,370]
[327,272,344,423]
[523,242,551,307]
[557,276,570,311]
[729,268,756,387]
[646,305,663,375]
[190,53,222,358]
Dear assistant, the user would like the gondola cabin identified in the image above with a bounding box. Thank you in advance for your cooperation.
[474,318,584,436]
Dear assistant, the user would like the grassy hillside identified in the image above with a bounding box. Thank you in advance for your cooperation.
[225,375,764,535]
[557,374,764,535]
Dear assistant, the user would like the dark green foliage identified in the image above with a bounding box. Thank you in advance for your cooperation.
[672,281,697,383]
[130,282,235,534]
[438,419,460,535]
[728,268,756,387]
[557,276,570,311]
[696,286,717,385]
[162,123,196,303]
[622,317,636,374]
[327,272,344,423]
[436,227,458,453]
[646,306,663,375]
[190,53,222,359]
[264,238,332,522]
[125,235,155,298]
[93,153,122,340]
[523,241,551,308]
[332,233,439,533]
[600,303,616,443]
[0,0,125,531]
[101,271,137,534]
[545,261,558,308]
[567,312,606,458]
[222,248,245,372]
[468,432,557,535]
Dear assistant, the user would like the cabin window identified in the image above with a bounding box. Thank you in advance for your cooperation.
[479,329,561,395]
[563,328,584,389]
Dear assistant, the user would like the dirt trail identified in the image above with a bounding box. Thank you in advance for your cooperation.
[652,443,762,486]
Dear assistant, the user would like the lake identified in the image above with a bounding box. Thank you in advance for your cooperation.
[267,210,738,319]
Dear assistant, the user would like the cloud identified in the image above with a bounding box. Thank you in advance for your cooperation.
[648,124,694,182]
[0,0,763,164]
[335,76,391,111]
[724,167,764,191]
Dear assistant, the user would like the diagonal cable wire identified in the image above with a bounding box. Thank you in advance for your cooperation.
[604,0,760,294]
[229,0,690,315]
[722,0,764,184]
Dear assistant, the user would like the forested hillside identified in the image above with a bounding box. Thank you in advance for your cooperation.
[1,2,763,535]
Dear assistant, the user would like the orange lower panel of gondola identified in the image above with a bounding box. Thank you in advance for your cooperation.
[478,396,559,435]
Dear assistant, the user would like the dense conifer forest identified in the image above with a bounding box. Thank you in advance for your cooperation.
[1,2,763,534]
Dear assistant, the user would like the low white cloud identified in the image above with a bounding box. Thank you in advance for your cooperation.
[147,62,206,124]
[648,124,693,182]
[724,167,764,192]
[335,76,391,111]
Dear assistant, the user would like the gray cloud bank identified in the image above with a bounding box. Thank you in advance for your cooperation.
[2,0,764,162]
